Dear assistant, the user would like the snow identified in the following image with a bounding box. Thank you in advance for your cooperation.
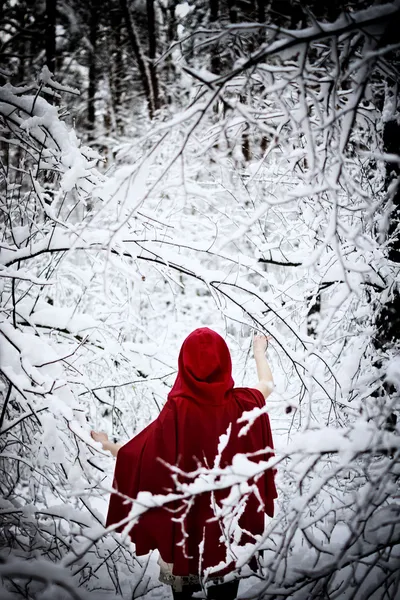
[29,307,99,334]
[175,2,192,19]
[0,84,102,196]
[2,6,400,598]
[39,65,80,96]
[386,356,400,387]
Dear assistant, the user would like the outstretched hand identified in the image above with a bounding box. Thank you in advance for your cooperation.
[253,333,271,355]
[90,430,123,457]
[90,430,109,447]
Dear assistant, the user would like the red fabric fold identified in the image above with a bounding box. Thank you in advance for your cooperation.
[106,328,277,575]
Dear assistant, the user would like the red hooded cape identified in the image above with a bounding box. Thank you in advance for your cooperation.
[106,328,277,575]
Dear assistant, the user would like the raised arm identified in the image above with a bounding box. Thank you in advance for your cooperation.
[253,333,274,400]
[90,431,123,457]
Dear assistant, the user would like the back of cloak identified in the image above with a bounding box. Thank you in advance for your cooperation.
[106,386,277,576]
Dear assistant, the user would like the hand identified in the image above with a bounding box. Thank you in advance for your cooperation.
[90,430,109,447]
[253,333,271,355]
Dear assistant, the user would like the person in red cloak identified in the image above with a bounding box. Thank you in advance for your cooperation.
[91,329,277,599]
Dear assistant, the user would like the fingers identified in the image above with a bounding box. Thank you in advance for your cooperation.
[253,333,272,354]
[253,333,271,342]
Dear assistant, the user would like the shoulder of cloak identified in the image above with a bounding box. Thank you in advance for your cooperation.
[230,386,275,448]
[231,386,267,410]
[115,399,178,495]
[118,400,176,455]
[106,400,178,529]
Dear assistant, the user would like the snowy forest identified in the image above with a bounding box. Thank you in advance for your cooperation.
[1,0,400,598]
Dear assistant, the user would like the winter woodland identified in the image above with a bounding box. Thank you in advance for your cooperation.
[0,0,400,598]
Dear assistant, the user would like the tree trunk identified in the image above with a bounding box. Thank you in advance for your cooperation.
[384,117,400,263]
[373,14,400,349]
[257,0,266,43]
[227,0,237,23]
[88,0,100,137]
[209,0,220,74]
[165,0,178,103]
[120,0,155,119]
[147,0,160,111]
[167,0,177,47]
[374,99,400,348]
[109,3,125,134]
[45,0,56,74]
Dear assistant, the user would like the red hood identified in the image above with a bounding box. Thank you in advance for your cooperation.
[168,328,234,404]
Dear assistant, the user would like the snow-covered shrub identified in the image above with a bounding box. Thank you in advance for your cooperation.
[1,3,399,598]
[0,72,164,599]
[89,4,400,598]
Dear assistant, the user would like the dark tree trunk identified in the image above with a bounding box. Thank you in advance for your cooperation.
[257,0,266,43]
[227,0,237,23]
[167,0,177,46]
[210,0,219,23]
[307,282,335,337]
[109,3,125,134]
[147,0,160,111]
[384,117,400,263]
[88,0,100,136]
[307,293,321,338]
[269,0,304,28]
[374,111,400,349]
[165,0,178,102]
[257,0,266,22]
[239,93,251,161]
[45,0,56,74]
[120,0,155,119]
[242,127,251,162]
[209,0,220,74]
[373,13,400,349]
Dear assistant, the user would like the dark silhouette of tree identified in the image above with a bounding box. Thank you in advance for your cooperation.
[88,0,100,136]
[119,0,157,118]
[147,0,160,111]
[45,0,57,75]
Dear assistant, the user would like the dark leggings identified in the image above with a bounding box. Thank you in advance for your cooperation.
[172,580,239,600]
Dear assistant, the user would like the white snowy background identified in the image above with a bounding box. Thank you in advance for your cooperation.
[0,2,399,599]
